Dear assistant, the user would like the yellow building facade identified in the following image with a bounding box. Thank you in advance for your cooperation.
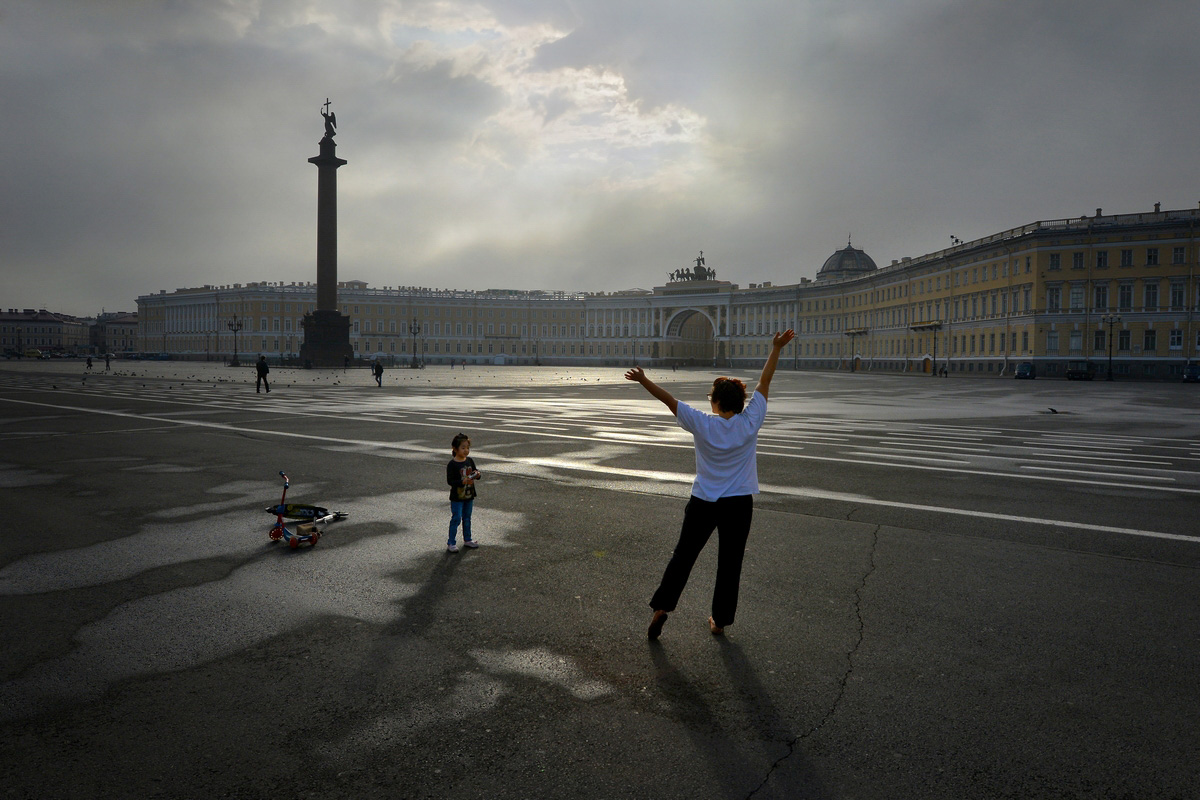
[805,203,1199,379]
[137,203,1200,378]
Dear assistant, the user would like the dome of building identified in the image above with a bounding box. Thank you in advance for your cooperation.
[815,240,878,282]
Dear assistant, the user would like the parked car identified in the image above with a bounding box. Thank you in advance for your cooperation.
[1066,361,1096,380]
[1015,362,1036,379]
[1184,363,1200,383]
[23,349,42,359]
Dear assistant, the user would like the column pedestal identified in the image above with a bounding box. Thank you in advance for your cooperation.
[299,310,353,367]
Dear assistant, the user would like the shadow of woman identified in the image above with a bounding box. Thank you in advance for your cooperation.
[715,637,830,798]
[648,641,787,798]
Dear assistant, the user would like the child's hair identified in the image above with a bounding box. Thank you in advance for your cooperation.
[451,432,470,451]
[709,376,747,413]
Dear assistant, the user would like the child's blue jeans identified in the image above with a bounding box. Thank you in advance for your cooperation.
[449,499,473,545]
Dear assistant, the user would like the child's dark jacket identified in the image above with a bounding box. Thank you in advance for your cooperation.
[446,457,478,502]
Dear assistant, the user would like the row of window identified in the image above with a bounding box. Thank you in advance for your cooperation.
[224,301,586,321]
[0,325,79,334]
[0,335,88,345]
[1048,246,1187,270]
[1046,282,1191,311]
[249,337,665,359]
[1046,328,1198,353]
[1,337,61,346]
[344,304,582,321]
[730,326,1200,359]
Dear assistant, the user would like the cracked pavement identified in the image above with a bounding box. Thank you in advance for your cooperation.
[1,362,1198,799]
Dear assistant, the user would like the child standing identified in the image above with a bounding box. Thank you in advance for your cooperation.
[446,432,481,553]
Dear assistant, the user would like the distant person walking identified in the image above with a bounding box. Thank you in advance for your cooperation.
[373,360,383,387]
[104,354,111,371]
[626,329,795,639]
[446,432,481,553]
[255,355,271,393]
[86,357,93,372]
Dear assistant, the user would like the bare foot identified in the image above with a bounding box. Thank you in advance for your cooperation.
[648,610,669,640]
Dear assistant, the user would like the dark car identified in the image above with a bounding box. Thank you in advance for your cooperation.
[1066,361,1096,380]
[1015,362,1036,379]
[1184,363,1200,383]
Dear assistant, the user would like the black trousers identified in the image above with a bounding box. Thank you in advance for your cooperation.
[649,494,753,628]
[256,374,269,392]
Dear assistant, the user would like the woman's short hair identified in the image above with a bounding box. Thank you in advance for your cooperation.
[709,377,747,413]
[451,432,470,451]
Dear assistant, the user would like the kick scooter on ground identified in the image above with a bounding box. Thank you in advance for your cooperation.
[265,471,349,548]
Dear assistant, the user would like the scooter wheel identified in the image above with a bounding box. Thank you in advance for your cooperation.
[269,527,284,541]
[289,537,299,549]
[311,531,321,546]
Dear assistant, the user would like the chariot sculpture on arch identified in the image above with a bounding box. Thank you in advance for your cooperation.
[667,251,716,283]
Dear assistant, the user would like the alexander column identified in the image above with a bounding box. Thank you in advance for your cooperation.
[299,99,353,367]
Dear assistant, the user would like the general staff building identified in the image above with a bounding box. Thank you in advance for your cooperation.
[138,203,1200,379]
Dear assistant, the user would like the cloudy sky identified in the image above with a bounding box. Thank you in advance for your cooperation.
[4,0,1198,317]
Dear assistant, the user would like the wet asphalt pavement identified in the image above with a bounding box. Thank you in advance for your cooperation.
[1,360,1198,799]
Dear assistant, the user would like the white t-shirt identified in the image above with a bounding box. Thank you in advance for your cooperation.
[675,391,767,501]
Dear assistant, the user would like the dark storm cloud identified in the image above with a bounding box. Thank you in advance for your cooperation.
[3,0,1197,315]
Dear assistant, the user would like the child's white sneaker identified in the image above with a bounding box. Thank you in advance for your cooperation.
[463,540,479,549]
[447,543,459,553]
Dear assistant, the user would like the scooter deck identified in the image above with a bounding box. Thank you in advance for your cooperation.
[265,503,348,520]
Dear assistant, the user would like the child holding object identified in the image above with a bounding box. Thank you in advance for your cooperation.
[625,329,795,639]
[446,432,481,553]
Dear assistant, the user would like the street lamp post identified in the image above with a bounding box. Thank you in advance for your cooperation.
[227,315,244,367]
[1102,313,1121,381]
[211,293,218,364]
[409,318,420,368]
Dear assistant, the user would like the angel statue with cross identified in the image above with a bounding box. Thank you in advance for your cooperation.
[321,98,337,139]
